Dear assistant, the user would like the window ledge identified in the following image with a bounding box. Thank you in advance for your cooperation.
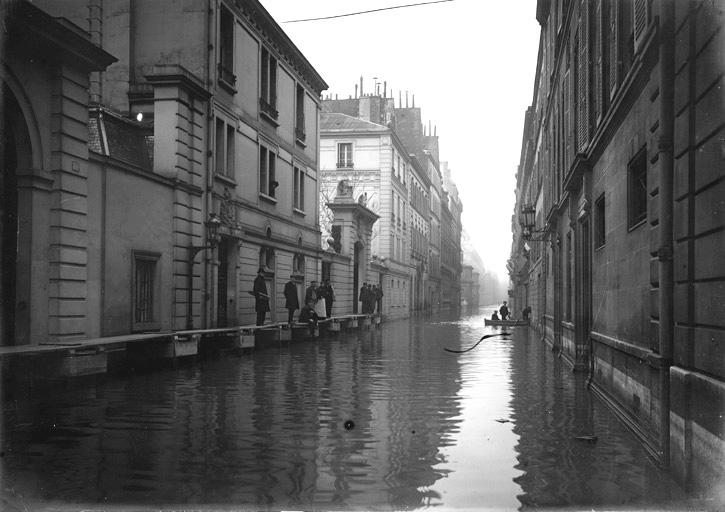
[218,77,237,95]
[259,192,277,204]
[214,173,237,187]
[295,137,307,149]
[293,207,306,216]
[627,218,647,233]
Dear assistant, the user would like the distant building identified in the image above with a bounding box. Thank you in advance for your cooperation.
[321,87,463,317]
[510,0,724,493]
[319,108,412,318]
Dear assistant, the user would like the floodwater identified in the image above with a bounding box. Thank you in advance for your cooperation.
[0,308,710,510]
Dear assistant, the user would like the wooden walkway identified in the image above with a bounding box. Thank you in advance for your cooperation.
[0,313,383,379]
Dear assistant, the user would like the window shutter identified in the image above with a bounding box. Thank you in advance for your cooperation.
[576,2,589,152]
[593,0,603,126]
[609,0,618,99]
[633,0,647,51]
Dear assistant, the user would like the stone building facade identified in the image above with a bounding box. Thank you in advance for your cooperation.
[3,0,327,345]
[509,0,724,493]
[1,1,116,345]
[320,91,462,317]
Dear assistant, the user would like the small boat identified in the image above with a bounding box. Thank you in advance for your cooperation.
[484,319,530,327]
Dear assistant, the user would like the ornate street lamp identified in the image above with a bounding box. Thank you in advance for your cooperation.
[186,213,222,330]
[519,203,548,242]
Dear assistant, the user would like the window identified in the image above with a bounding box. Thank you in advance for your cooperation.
[215,118,235,178]
[293,166,305,211]
[627,147,647,228]
[259,145,277,198]
[218,6,236,89]
[337,142,353,168]
[594,193,605,248]
[133,252,160,331]
[295,84,305,142]
[260,47,278,120]
[259,246,275,271]
[321,261,331,282]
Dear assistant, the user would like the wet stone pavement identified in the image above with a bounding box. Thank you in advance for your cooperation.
[0,308,711,510]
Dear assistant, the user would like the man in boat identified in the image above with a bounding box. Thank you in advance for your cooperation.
[491,311,500,321]
[499,301,510,321]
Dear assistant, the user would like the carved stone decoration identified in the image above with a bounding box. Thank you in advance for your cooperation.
[219,187,235,225]
[336,179,353,200]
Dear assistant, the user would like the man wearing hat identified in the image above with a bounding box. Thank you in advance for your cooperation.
[253,267,270,326]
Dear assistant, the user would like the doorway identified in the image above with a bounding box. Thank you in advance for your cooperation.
[353,241,362,313]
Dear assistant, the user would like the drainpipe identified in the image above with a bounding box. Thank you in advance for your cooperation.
[657,0,675,467]
[203,0,215,328]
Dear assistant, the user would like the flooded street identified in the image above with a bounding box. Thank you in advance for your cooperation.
[1,308,701,510]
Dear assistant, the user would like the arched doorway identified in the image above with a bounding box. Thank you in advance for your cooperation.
[1,85,32,345]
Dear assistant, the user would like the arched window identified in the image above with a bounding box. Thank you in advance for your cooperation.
[292,253,305,275]
[259,246,275,272]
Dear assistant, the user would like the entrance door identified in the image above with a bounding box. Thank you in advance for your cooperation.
[216,239,229,327]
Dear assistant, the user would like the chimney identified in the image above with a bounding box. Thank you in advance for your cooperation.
[355,84,358,98]
[412,94,415,108]
[399,91,402,107]
[405,91,409,108]
[336,94,338,100]
[360,75,363,97]
[429,120,431,136]
[383,81,387,98]
[434,125,437,136]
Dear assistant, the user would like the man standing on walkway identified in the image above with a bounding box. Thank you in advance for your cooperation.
[374,284,383,314]
[253,268,270,326]
[359,282,368,313]
[324,279,335,318]
[283,276,299,324]
[305,280,318,306]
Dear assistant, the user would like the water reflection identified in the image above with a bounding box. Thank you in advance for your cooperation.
[508,327,695,509]
[2,315,466,509]
[1,308,701,510]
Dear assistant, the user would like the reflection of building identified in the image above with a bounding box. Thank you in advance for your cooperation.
[5,0,327,344]
[509,0,724,493]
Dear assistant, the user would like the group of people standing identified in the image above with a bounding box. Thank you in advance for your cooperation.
[251,270,382,327]
[358,282,382,314]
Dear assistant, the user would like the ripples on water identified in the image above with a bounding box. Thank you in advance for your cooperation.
[1,308,703,510]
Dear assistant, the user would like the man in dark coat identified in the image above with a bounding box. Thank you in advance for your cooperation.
[253,267,270,326]
[374,284,383,314]
[359,282,368,313]
[499,301,510,321]
[324,279,335,318]
[305,280,318,305]
[283,276,299,324]
[298,300,319,336]
[366,283,374,314]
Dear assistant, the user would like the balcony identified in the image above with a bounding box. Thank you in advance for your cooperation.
[336,161,354,170]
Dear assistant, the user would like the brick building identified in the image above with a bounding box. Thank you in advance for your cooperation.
[509,0,724,492]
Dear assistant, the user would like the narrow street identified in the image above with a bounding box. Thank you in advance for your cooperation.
[1,307,704,510]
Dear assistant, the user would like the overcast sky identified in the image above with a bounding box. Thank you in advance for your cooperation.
[261,0,540,280]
